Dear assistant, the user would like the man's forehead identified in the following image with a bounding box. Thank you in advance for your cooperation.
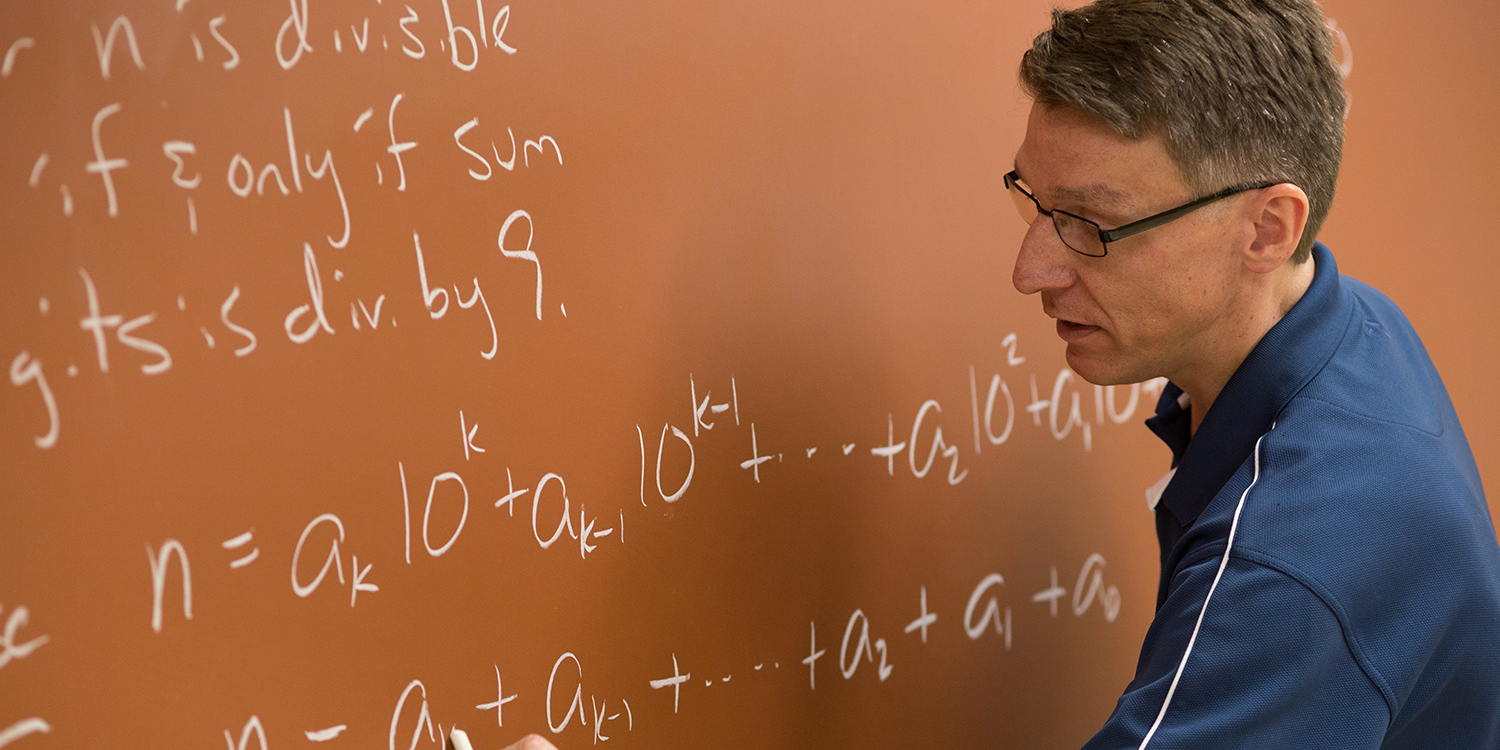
[1014,103,1186,211]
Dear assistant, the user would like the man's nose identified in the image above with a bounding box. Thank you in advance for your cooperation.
[1011,216,1077,296]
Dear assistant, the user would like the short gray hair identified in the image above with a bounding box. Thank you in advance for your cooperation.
[1019,0,1346,263]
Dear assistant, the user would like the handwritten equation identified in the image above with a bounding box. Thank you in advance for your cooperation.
[34,548,1122,748]
[2,358,1151,747]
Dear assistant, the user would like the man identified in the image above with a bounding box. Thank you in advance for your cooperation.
[506,1,1500,747]
[1008,0,1500,746]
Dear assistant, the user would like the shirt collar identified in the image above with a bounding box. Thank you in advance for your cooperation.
[1144,242,1352,528]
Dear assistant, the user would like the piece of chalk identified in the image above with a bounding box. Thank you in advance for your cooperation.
[450,728,474,750]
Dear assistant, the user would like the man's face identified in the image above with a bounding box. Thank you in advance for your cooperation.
[1011,104,1251,388]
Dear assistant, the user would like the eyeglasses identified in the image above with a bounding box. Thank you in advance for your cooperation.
[1003,169,1276,258]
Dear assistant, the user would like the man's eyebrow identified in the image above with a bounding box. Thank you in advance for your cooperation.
[1051,183,1132,210]
[1012,164,1133,211]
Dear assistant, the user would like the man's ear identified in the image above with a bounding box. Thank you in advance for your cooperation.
[1243,183,1310,274]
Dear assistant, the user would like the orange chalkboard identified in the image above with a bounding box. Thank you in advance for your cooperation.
[1,1,1495,748]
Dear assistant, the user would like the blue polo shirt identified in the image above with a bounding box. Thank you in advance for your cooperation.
[1083,244,1500,749]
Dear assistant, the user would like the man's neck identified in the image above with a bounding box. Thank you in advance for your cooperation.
[1183,255,1317,436]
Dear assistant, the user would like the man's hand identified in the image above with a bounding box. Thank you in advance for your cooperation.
[500,735,559,750]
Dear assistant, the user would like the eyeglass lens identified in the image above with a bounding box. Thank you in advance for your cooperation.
[1050,212,1105,256]
[1005,176,1106,257]
[1007,178,1038,224]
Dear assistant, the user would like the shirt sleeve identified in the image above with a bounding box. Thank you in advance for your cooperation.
[1082,553,1391,750]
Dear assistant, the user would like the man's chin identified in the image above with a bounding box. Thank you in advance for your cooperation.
[1063,348,1139,387]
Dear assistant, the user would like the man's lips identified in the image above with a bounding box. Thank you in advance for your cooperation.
[1055,319,1100,342]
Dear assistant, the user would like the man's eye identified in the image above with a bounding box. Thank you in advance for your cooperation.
[1053,212,1090,230]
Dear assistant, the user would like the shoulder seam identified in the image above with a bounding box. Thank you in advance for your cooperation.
[1163,548,1398,728]
[1231,546,1399,722]
[1293,394,1444,439]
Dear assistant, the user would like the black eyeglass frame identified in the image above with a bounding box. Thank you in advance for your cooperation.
[1003,169,1278,258]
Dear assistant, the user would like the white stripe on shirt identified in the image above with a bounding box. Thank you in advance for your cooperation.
[1138,427,1272,749]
